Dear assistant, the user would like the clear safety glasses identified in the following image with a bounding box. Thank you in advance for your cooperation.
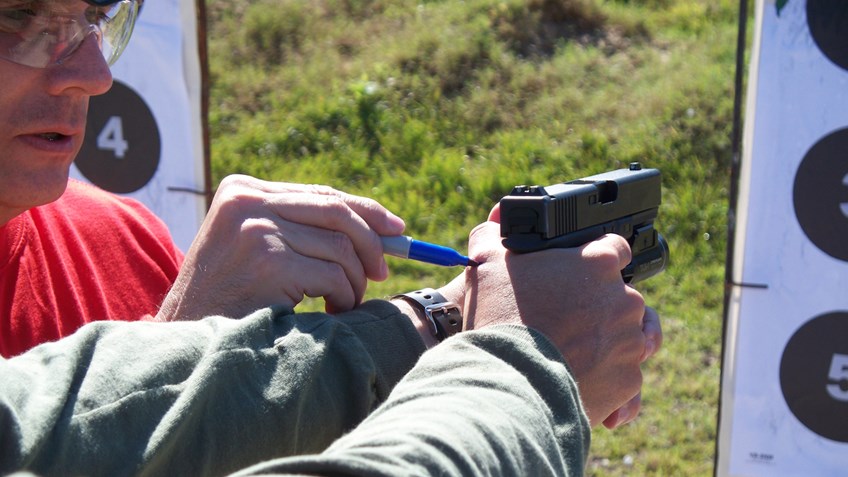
[0,0,139,68]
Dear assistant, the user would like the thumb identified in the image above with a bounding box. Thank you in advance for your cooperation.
[487,202,501,223]
[468,221,502,262]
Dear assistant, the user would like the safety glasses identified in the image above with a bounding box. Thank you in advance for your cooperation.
[0,0,139,68]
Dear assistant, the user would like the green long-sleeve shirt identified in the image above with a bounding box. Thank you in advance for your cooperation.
[0,300,590,476]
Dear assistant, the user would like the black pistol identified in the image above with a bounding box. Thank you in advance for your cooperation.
[499,162,668,283]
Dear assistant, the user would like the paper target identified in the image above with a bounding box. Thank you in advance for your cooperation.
[718,0,848,475]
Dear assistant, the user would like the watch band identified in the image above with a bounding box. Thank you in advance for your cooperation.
[392,288,463,342]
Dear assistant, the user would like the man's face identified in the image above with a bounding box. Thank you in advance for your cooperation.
[0,0,114,225]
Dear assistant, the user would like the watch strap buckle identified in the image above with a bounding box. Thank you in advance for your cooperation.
[392,288,463,342]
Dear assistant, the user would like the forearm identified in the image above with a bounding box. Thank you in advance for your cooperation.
[0,301,426,477]
[233,326,591,477]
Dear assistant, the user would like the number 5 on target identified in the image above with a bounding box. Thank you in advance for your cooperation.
[828,354,848,402]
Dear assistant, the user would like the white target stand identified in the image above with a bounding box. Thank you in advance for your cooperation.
[71,0,210,252]
[718,0,848,475]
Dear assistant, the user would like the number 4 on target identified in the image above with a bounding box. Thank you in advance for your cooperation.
[97,116,129,159]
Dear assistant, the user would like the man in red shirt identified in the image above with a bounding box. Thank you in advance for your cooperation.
[0,0,177,355]
[0,179,183,356]
[0,0,405,356]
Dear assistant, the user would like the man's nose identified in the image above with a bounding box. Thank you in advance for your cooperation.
[46,30,113,96]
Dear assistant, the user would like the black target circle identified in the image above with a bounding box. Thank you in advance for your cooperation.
[77,80,161,193]
[780,312,848,443]
[807,0,848,71]
[793,128,848,262]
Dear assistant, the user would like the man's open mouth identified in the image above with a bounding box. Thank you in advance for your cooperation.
[39,133,66,142]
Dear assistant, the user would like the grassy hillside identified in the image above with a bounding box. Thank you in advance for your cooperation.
[206,0,740,474]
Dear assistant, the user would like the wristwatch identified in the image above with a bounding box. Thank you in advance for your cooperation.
[392,288,463,342]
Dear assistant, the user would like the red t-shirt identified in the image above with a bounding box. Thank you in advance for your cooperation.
[0,180,185,357]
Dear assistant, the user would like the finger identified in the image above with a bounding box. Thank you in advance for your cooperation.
[266,191,390,281]
[602,393,642,429]
[225,177,401,281]
[641,306,662,362]
[243,179,406,236]
[581,233,632,272]
[221,175,333,198]
[285,255,358,313]
[276,219,369,304]
[487,202,501,223]
[332,189,406,236]
[467,221,503,263]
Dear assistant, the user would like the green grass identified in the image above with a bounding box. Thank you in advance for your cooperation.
[206,0,742,474]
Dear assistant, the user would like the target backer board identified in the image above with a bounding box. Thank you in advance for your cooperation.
[70,0,209,252]
[718,0,848,475]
